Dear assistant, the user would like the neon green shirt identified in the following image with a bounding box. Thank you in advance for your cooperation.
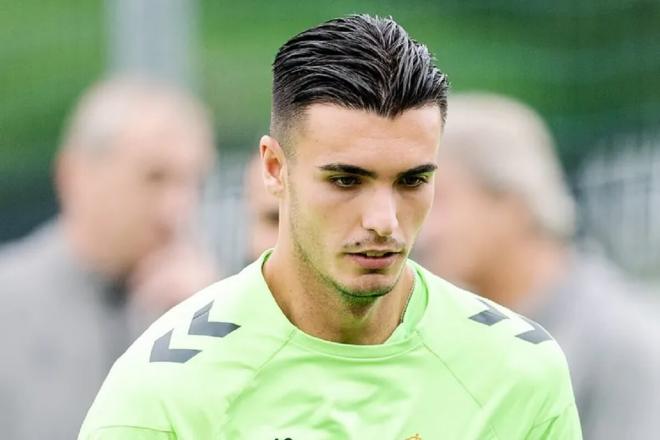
[79,253,581,439]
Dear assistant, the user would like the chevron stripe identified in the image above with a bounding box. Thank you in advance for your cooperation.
[469,298,551,345]
[515,315,552,344]
[150,301,240,364]
[188,301,240,337]
[150,329,201,363]
[469,299,509,326]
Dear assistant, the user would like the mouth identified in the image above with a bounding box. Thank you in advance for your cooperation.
[346,250,401,270]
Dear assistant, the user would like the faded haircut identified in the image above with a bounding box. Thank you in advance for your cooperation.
[271,14,449,152]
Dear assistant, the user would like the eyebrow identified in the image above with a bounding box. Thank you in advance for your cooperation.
[318,163,437,179]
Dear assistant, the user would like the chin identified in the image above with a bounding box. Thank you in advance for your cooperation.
[345,273,398,296]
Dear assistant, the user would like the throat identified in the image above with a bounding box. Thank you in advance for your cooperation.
[263,250,415,345]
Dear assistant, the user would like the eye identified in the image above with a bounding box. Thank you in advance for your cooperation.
[330,175,361,188]
[398,175,428,188]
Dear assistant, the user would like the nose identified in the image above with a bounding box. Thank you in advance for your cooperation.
[361,187,399,237]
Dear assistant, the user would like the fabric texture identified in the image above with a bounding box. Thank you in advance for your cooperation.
[79,252,581,439]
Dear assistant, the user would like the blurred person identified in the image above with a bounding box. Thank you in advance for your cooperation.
[80,16,580,439]
[415,92,660,440]
[244,151,279,262]
[0,76,217,439]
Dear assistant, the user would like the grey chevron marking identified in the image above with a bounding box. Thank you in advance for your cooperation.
[150,329,201,363]
[515,315,552,344]
[149,301,240,364]
[188,301,240,337]
[469,299,509,326]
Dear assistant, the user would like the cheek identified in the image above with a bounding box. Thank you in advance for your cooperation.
[292,181,349,239]
[401,189,435,237]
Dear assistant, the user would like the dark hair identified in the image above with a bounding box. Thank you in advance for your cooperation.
[271,14,449,147]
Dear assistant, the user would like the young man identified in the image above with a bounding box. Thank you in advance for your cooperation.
[80,15,581,439]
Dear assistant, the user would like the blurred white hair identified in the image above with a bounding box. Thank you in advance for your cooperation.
[60,75,213,154]
[440,92,576,239]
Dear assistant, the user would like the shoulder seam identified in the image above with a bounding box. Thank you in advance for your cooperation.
[420,336,500,439]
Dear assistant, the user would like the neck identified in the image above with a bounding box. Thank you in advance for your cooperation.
[263,244,414,345]
[470,235,568,312]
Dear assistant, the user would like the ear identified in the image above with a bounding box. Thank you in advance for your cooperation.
[259,135,286,197]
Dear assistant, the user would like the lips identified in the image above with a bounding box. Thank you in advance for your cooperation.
[347,251,400,270]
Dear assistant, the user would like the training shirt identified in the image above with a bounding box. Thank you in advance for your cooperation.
[79,252,581,439]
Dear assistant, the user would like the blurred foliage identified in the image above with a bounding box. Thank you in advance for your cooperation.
[1,0,659,241]
[198,0,660,172]
[0,0,105,238]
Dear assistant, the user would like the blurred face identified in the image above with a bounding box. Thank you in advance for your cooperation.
[65,106,213,275]
[246,155,279,261]
[280,104,442,300]
[415,158,522,288]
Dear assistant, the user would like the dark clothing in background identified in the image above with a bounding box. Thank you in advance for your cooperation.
[529,253,660,440]
[0,222,137,440]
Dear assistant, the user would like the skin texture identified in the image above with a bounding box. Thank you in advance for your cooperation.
[261,103,443,344]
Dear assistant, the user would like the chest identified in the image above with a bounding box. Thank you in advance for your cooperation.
[215,349,498,440]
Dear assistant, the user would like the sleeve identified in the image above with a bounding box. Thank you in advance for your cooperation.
[81,426,176,440]
[77,355,175,438]
[525,403,582,440]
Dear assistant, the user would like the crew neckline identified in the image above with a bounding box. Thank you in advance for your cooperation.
[251,250,428,359]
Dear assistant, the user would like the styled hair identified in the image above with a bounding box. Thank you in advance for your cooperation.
[440,92,576,240]
[271,14,448,147]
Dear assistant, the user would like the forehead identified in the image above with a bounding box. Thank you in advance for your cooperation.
[291,104,443,171]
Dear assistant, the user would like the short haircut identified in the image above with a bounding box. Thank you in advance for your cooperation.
[271,14,448,149]
[440,92,576,240]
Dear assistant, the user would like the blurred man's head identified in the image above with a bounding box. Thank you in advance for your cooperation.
[56,76,215,278]
[415,93,575,297]
[245,152,279,261]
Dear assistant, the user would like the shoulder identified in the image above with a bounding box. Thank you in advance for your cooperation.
[414,264,575,422]
[0,223,70,321]
[0,221,70,297]
[81,259,292,434]
[115,259,289,378]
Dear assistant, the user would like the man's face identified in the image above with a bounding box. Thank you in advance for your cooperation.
[68,105,213,275]
[281,104,442,299]
[415,158,522,288]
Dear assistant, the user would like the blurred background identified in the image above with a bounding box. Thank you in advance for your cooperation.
[2,2,660,438]
[1,0,659,281]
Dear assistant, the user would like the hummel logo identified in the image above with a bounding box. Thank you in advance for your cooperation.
[150,301,240,363]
